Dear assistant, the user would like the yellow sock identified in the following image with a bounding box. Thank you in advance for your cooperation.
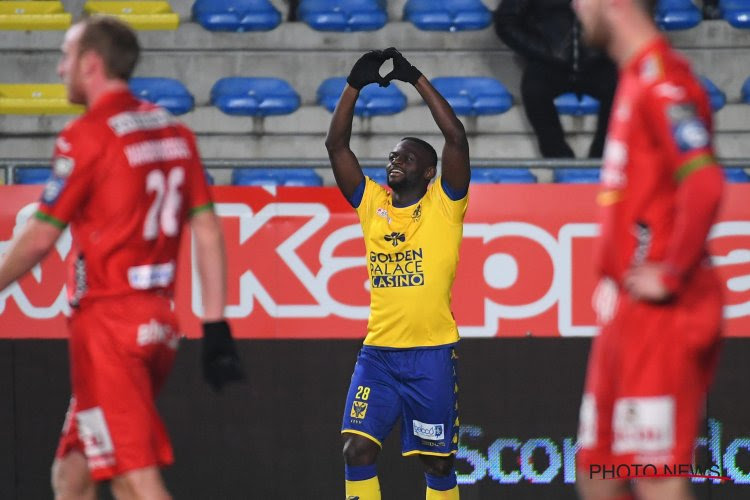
[345,476,381,500]
[426,485,459,499]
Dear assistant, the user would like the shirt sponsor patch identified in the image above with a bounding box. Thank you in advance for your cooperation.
[53,156,75,177]
[612,396,675,454]
[673,118,710,151]
[127,261,175,289]
[413,420,445,441]
[108,108,174,136]
[42,177,65,204]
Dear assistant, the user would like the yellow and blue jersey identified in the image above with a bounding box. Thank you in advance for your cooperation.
[353,175,468,348]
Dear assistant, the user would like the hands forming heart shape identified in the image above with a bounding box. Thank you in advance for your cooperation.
[346,47,423,90]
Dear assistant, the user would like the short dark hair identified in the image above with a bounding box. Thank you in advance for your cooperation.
[401,137,438,167]
[636,0,658,15]
[78,16,140,81]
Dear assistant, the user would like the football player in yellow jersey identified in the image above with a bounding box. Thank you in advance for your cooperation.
[325,48,470,500]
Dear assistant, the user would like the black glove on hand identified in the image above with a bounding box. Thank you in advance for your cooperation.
[347,50,390,90]
[202,320,244,392]
[383,47,422,85]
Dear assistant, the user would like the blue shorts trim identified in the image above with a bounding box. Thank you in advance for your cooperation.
[341,345,459,456]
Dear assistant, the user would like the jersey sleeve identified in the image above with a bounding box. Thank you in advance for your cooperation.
[354,177,387,223]
[432,175,468,224]
[182,128,214,218]
[35,123,99,229]
[641,79,718,183]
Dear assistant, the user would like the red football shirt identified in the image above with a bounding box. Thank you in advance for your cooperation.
[36,89,213,305]
[597,37,720,286]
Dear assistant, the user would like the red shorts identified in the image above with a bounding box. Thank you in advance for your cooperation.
[56,294,181,481]
[577,268,722,472]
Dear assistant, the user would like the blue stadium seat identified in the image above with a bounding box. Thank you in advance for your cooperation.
[404,0,492,31]
[317,77,407,117]
[742,76,750,103]
[554,93,600,115]
[430,77,513,116]
[553,168,600,183]
[470,168,536,183]
[297,0,387,31]
[192,0,282,31]
[363,167,388,185]
[129,77,194,115]
[719,0,750,28]
[724,167,750,182]
[204,170,215,185]
[15,167,51,184]
[700,76,726,112]
[655,0,702,30]
[231,168,322,186]
[211,77,300,116]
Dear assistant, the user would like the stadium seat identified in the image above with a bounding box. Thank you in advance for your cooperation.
[719,0,750,28]
[0,1,71,30]
[83,1,179,30]
[430,77,513,116]
[129,77,194,115]
[555,93,600,115]
[14,167,51,184]
[317,77,407,117]
[0,84,83,114]
[403,0,492,31]
[363,167,388,185]
[655,0,702,30]
[192,0,282,32]
[700,76,726,111]
[211,77,300,116]
[231,168,323,186]
[471,168,537,183]
[742,76,750,103]
[297,0,387,31]
[553,168,600,183]
[724,167,750,182]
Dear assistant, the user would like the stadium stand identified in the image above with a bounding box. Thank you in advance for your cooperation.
[742,75,750,102]
[724,166,750,182]
[129,77,195,115]
[403,0,492,31]
[83,1,179,30]
[0,1,71,30]
[554,93,601,116]
[297,0,388,31]
[655,0,703,30]
[431,77,513,116]
[472,167,537,183]
[210,77,300,116]
[0,83,83,114]
[362,167,388,185]
[192,0,282,32]
[317,77,407,116]
[231,167,323,186]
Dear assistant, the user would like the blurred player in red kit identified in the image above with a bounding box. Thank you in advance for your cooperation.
[0,17,242,499]
[572,0,725,498]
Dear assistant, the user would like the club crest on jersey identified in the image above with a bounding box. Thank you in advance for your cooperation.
[384,232,405,247]
[350,401,368,419]
[411,204,422,222]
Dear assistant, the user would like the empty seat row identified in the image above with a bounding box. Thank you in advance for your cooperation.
[657,0,750,29]
[2,74,738,117]
[14,166,750,186]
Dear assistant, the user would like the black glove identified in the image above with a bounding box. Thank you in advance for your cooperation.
[383,47,422,85]
[202,320,244,392]
[347,50,390,90]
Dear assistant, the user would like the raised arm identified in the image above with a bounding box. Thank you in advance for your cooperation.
[325,50,389,202]
[384,48,470,194]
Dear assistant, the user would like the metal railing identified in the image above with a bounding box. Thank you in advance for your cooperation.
[1,158,748,185]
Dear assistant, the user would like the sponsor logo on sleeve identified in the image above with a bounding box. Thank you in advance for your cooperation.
[53,156,75,178]
[674,118,710,151]
[42,177,65,205]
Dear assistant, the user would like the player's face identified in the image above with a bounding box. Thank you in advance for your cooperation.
[57,24,86,105]
[574,0,610,49]
[386,141,432,191]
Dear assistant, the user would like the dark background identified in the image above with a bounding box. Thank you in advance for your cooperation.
[1,338,749,499]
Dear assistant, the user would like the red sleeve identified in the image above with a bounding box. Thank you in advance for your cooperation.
[35,123,99,229]
[182,128,214,218]
[642,79,724,293]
